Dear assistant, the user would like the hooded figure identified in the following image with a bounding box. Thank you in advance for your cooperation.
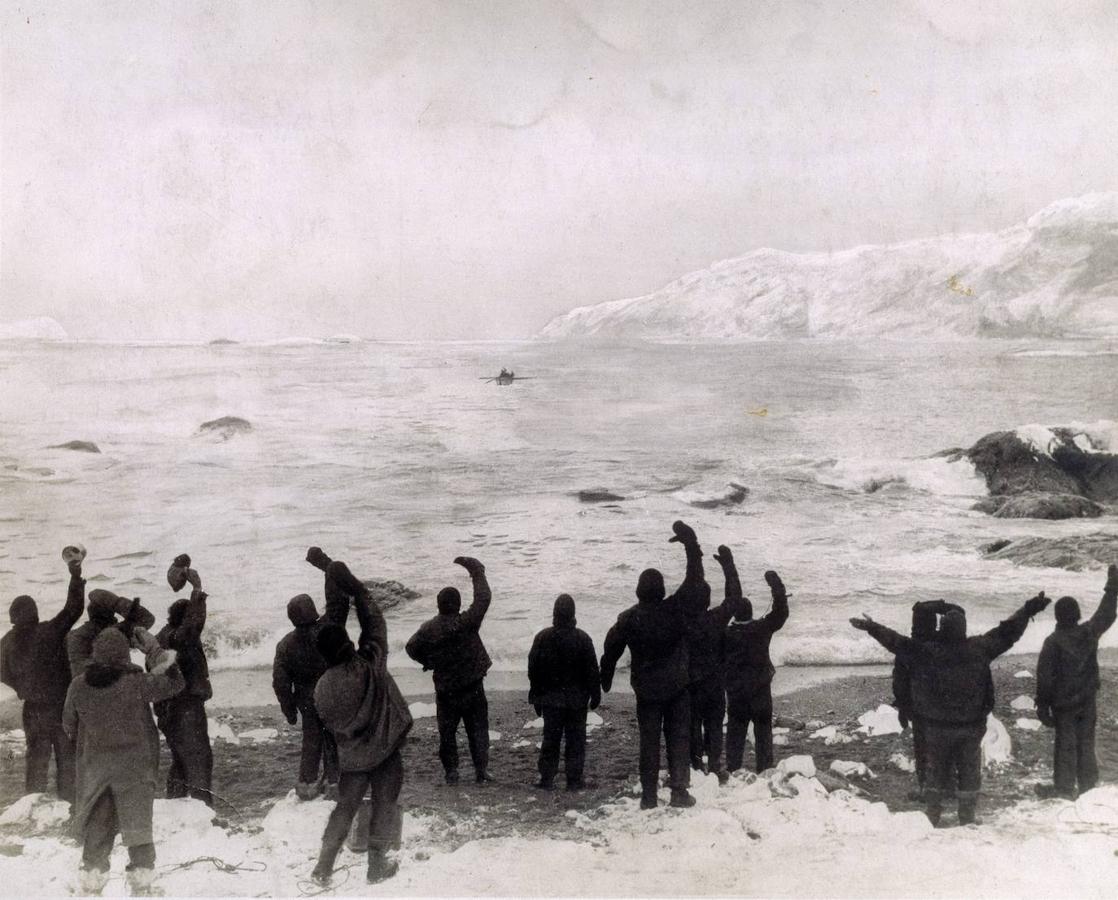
[600,520,706,810]
[62,627,183,897]
[66,589,156,675]
[527,594,601,790]
[723,569,788,775]
[851,591,1050,826]
[1035,565,1117,798]
[155,565,213,806]
[272,593,340,795]
[891,599,964,799]
[685,545,747,782]
[311,561,412,887]
[405,557,493,784]
[0,551,87,802]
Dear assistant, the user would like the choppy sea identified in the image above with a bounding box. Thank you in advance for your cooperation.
[1,337,1116,698]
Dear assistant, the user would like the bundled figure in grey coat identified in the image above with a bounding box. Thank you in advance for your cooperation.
[311,561,413,886]
[62,628,182,896]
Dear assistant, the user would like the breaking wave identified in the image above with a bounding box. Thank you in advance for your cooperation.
[807,456,984,497]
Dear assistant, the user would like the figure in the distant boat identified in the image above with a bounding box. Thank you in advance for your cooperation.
[481,369,532,385]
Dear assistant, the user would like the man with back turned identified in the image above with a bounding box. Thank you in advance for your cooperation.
[600,520,706,810]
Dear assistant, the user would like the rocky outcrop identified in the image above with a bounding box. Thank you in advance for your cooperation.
[578,489,626,503]
[197,416,253,440]
[963,424,1117,519]
[46,440,100,453]
[981,533,1118,571]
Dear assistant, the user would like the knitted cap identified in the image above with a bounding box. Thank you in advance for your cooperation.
[91,629,131,668]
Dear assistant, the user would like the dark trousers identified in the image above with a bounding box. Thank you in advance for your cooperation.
[538,706,587,786]
[436,681,489,776]
[725,690,774,774]
[317,751,404,872]
[299,699,340,785]
[636,690,690,794]
[156,697,214,806]
[924,721,984,824]
[689,680,726,773]
[81,789,156,872]
[912,717,929,789]
[1053,697,1098,798]
[22,701,75,803]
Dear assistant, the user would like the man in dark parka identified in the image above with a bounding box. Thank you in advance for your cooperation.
[311,561,413,886]
[1035,564,1117,798]
[405,557,493,784]
[0,547,86,802]
[852,591,1049,826]
[155,555,213,805]
[600,520,706,810]
[527,593,600,790]
[723,569,788,774]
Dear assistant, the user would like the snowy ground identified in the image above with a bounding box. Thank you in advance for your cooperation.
[3,755,1117,898]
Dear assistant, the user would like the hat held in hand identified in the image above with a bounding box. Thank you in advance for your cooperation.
[167,554,192,592]
[61,544,87,565]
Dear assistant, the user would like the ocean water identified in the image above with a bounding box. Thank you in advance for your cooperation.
[1,338,1116,688]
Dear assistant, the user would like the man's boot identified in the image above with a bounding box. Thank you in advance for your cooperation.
[475,768,493,784]
[957,792,980,826]
[125,867,159,897]
[640,786,658,810]
[367,849,399,885]
[78,867,110,896]
[444,769,459,786]
[669,789,696,808]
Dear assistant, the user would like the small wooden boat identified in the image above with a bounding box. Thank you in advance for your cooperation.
[480,369,533,385]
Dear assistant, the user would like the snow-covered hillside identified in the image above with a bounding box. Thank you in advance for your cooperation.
[0,317,68,341]
[539,194,1118,340]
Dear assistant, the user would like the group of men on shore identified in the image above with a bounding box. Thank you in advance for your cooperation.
[1,526,1115,892]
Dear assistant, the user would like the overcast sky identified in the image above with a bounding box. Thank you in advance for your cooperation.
[2,1,1116,341]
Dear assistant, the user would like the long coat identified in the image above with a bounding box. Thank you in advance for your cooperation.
[62,664,184,845]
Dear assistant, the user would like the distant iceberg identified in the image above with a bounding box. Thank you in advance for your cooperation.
[539,192,1118,341]
[0,317,68,341]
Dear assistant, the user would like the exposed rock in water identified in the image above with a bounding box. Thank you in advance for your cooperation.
[687,483,749,510]
[963,425,1117,519]
[197,416,253,440]
[578,489,626,503]
[47,440,100,453]
[365,579,422,610]
[208,338,239,345]
[981,533,1118,571]
[972,493,1103,519]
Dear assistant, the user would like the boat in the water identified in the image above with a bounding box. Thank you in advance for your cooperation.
[481,368,532,385]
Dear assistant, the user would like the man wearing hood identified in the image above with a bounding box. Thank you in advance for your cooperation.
[600,520,706,810]
[893,599,964,800]
[311,560,413,886]
[723,569,789,774]
[66,586,156,675]
[272,593,340,798]
[851,591,1050,826]
[0,546,87,802]
[62,626,183,896]
[527,594,600,791]
[1035,564,1117,799]
[686,544,745,783]
[405,556,493,785]
[155,555,213,805]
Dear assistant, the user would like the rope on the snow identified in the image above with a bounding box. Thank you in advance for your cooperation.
[296,864,359,896]
[159,856,268,875]
[1054,797,1118,836]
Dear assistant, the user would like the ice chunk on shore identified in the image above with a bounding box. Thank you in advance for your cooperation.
[889,752,916,773]
[409,702,437,719]
[856,704,903,736]
[489,731,502,741]
[587,711,604,727]
[1015,670,1033,679]
[1016,718,1042,731]
[1010,694,1035,711]
[523,717,544,730]
[982,715,1012,767]
[0,794,70,830]
[239,728,278,743]
[208,719,240,744]
[775,755,816,779]
[830,760,875,779]
[810,725,854,745]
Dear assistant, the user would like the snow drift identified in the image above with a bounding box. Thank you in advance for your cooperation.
[539,193,1118,341]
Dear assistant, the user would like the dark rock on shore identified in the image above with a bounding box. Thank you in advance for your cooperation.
[198,416,253,440]
[973,493,1104,519]
[366,579,422,610]
[963,426,1117,519]
[578,489,626,503]
[46,440,100,453]
[981,533,1118,571]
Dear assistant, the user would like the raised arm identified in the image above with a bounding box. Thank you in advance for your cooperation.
[975,593,1050,660]
[599,617,629,693]
[48,565,87,632]
[760,570,789,633]
[668,520,707,614]
[134,632,186,702]
[712,546,745,625]
[318,551,353,628]
[1084,565,1118,640]
[455,557,491,632]
[167,590,208,647]
[328,561,387,666]
[850,615,914,657]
